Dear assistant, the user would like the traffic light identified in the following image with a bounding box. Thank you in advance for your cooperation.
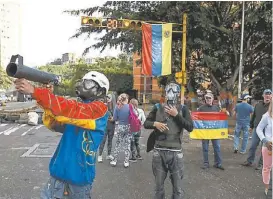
[175,71,187,85]
[81,16,102,27]
[175,72,182,84]
[122,19,142,30]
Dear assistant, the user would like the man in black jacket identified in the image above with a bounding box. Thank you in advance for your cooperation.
[144,81,193,199]
[242,89,272,169]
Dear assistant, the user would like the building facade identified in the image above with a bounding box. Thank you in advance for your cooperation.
[85,57,97,64]
[61,53,76,64]
[133,53,163,103]
[0,1,22,68]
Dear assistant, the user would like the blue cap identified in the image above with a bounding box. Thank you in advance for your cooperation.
[241,94,252,100]
[263,89,272,95]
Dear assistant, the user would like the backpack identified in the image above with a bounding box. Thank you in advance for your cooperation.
[129,104,141,132]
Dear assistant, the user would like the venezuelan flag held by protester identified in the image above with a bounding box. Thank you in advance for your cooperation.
[190,112,228,139]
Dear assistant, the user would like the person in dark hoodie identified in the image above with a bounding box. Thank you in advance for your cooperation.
[144,80,193,199]
[242,89,272,170]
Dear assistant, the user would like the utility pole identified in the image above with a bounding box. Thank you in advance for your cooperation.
[143,75,146,112]
[175,14,187,105]
[238,1,245,99]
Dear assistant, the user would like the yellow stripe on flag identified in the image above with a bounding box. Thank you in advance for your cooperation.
[161,23,172,76]
[190,128,228,140]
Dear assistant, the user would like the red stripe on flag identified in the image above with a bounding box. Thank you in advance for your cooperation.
[141,24,152,76]
[191,112,228,121]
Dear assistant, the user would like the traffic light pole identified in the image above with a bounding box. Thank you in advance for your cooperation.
[143,75,147,113]
[81,16,187,106]
[181,13,187,105]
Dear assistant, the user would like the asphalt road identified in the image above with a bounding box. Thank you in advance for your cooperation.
[0,122,266,199]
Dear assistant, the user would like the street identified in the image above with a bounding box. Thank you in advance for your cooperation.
[0,122,265,199]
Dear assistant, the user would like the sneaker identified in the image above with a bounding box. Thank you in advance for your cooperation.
[255,164,262,170]
[213,164,225,170]
[241,161,252,167]
[110,160,117,167]
[106,155,114,160]
[234,149,238,154]
[136,155,143,160]
[129,158,137,163]
[239,151,246,154]
[124,161,129,168]
[265,188,268,196]
[98,156,103,163]
[201,164,209,169]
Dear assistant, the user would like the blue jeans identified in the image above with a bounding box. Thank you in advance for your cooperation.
[202,139,222,166]
[233,122,250,152]
[40,177,92,199]
[247,128,263,165]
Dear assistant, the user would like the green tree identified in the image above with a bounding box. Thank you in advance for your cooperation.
[0,67,12,90]
[65,1,272,100]
[192,2,272,96]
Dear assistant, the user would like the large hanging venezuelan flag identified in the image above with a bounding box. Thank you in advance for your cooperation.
[190,112,228,139]
[141,23,172,77]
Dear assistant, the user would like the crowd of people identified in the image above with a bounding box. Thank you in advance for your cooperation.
[98,86,272,198]
[13,70,272,199]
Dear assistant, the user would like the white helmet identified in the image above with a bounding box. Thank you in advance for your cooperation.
[82,71,110,94]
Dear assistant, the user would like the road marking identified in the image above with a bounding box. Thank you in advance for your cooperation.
[21,143,40,157]
[35,125,43,130]
[12,147,31,150]
[0,126,14,135]
[0,124,8,127]
[21,126,36,136]
[4,124,27,135]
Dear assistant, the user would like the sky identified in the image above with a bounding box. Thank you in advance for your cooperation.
[12,0,121,66]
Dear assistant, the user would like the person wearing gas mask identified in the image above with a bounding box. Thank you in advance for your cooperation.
[144,81,193,199]
[242,89,272,170]
[233,94,254,154]
[198,92,225,170]
[98,93,116,163]
[14,71,110,199]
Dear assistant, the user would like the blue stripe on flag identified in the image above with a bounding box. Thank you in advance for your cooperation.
[193,120,228,129]
[152,25,162,76]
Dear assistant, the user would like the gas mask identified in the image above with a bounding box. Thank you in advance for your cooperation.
[165,82,180,106]
[75,71,110,101]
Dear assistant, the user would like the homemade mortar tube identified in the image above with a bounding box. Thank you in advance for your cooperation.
[6,54,61,86]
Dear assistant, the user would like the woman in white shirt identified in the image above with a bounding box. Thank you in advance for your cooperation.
[129,98,146,161]
[256,99,273,195]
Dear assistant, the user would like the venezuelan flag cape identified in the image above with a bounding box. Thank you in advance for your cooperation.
[190,112,228,139]
[142,23,172,77]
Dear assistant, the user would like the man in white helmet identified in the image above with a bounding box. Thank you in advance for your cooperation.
[14,71,110,199]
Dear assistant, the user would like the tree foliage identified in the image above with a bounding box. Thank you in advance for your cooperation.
[65,1,272,99]
[0,66,12,90]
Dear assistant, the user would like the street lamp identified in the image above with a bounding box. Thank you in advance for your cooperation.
[238,1,245,99]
